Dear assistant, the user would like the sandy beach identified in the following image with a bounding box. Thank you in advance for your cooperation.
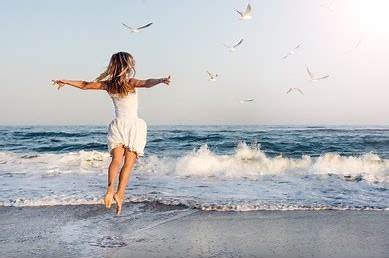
[0,203,387,258]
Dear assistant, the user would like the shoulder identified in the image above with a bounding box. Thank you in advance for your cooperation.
[128,78,139,87]
[99,81,108,91]
[128,78,145,88]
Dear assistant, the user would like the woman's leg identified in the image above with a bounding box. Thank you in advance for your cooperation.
[114,149,138,215]
[104,146,125,208]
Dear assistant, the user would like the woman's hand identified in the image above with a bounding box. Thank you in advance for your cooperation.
[51,80,66,90]
[161,76,171,86]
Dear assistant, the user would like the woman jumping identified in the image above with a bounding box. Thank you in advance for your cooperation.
[52,51,171,214]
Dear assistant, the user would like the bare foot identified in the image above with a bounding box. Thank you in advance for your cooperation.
[113,193,123,215]
[104,191,114,209]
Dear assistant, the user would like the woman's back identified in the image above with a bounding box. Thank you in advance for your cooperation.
[109,91,138,121]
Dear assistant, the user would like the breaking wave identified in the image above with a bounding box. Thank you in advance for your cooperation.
[1,143,388,183]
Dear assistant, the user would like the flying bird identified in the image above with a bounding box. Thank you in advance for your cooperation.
[286,88,304,95]
[320,0,335,12]
[282,43,302,59]
[307,67,329,82]
[239,98,255,104]
[207,71,218,82]
[236,4,252,20]
[223,39,244,52]
[122,22,153,33]
[354,39,362,49]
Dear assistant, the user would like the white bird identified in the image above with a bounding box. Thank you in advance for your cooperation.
[223,39,244,52]
[122,22,153,33]
[207,71,218,82]
[320,0,335,12]
[354,39,362,49]
[236,4,252,20]
[286,88,304,95]
[282,43,302,59]
[307,67,329,82]
[239,98,255,104]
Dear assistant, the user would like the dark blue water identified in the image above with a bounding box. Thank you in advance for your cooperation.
[0,125,388,210]
[2,125,389,158]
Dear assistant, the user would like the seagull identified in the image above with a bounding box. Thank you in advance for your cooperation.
[354,39,362,49]
[223,39,244,52]
[286,88,304,95]
[282,43,302,59]
[239,98,255,104]
[122,22,153,33]
[236,4,252,20]
[207,71,218,82]
[307,67,329,82]
[320,0,335,12]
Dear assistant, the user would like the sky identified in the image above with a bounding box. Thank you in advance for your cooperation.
[1,0,388,125]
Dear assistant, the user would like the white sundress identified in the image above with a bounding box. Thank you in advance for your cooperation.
[107,90,147,156]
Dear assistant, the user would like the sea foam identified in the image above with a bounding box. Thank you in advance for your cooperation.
[1,143,388,183]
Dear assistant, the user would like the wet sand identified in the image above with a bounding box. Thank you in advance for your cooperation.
[0,203,387,258]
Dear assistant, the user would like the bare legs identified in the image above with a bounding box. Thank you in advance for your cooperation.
[105,147,124,208]
[105,146,138,214]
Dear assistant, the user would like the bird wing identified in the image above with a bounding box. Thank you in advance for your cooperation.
[245,4,252,15]
[236,10,243,17]
[294,43,302,50]
[286,88,293,94]
[206,71,212,77]
[233,39,244,48]
[354,39,362,48]
[307,67,314,79]
[122,23,133,30]
[317,75,329,80]
[137,22,153,30]
[296,88,304,95]
[283,51,292,59]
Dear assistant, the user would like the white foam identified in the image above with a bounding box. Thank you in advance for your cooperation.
[0,196,103,207]
[140,143,389,183]
[0,150,110,176]
[2,194,386,211]
[1,144,388,183]
[173,143,311,178]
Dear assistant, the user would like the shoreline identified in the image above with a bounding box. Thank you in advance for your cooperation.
[0,204,387,258]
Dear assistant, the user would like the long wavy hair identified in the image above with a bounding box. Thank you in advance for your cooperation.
[96,52,136,96]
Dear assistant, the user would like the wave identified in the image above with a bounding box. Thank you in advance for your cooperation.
[1,194,387,211]
[140,143,389,183]
[1,143,388,183]
[0,150,111,176]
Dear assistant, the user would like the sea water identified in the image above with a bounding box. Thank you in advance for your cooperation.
[0,125,388,210]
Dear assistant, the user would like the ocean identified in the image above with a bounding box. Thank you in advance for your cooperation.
[0,125,388,211]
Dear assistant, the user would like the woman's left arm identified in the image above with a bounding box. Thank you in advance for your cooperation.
[51,80,105,90]
[131,76,171,88]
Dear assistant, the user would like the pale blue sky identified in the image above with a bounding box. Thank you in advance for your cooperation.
[1,0,388,125]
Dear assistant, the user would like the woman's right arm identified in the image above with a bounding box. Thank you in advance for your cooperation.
[51,80,105,90]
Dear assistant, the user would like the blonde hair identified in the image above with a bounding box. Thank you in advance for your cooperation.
[96,52,136,97]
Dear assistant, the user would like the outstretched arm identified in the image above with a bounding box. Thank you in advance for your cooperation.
[131,76,171,88]
[51,80,105,90]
